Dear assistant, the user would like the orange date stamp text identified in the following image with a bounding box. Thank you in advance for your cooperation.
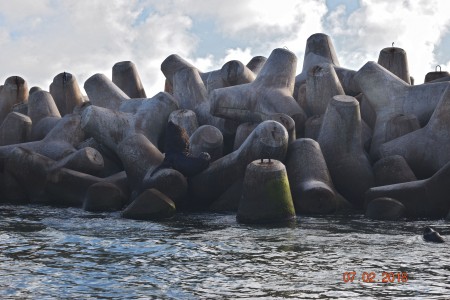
[342,271,408,283]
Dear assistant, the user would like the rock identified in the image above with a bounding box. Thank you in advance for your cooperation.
[237,160,295,224]
[122,189,176,220]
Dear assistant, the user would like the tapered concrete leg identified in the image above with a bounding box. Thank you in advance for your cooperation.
[384,114,420,143]
[306,63,344,116]
[354,61,449,159]
[27,90,62,140]
[84,73,129,110]
[190,120,288,206]
[233,123,258,151]
[169,109,198,137]
[206,60,255,94]
[49,72,84,115]
[318,95,374,208]
[373,155,416,186]
[112,61,146,98]
[246,56,267,75]
[286,138,337,214]
[0,112,31,145]
[294,33,340,97]
[237,160,295,224]
[189,125,223,161]
[379,86,450,178]
[365,160,450,218]
[377,47,411,84]
[0,76,29,124]
[365,197,406,220]
[211,48,306,133]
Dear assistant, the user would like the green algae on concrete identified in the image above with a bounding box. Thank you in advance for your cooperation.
[237,159,296,224]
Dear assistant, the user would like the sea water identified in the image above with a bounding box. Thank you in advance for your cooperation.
[0,204,449,299]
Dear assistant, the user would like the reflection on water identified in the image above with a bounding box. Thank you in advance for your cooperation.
[0,204,449,299]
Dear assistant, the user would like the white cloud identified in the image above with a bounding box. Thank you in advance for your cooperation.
[1,0,450,98]
[324,0,450,83]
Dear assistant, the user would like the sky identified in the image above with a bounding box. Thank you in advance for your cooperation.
[1,0,450,97]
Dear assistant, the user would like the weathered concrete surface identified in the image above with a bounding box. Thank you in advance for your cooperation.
[4,147,127,206]
[384,114,420,143]
[365,197,406,220]
[246,56,267,75]
[305,63,345,116]
[211,48,306,133]
[189,125,223,162]
[190,120,288,206]
[0,112,31,146]
[237,160,295,224]
[206,60,255,94]
[318,95,374,208]
[49,72,84,115]
[286,138,337,214]
[81,92,178,150]
[0,76,28,125]
[84,73,131,110]
[168,109,198,137]
[354,61,450,159]
[122,189,176,220]
[112,61,146,98]
[377,47,411,84]
[83,182,126,212]
[27,90,62,140]
[379,86,450,178]
[365,161,450,219]
[373,155,417,186]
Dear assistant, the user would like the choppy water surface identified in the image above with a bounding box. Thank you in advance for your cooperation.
[0,204,449,299]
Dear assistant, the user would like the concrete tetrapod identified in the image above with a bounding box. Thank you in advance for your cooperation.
[305,63,345,116]
[49,72,84,116]
[246,56,267,75]
[172,66,236,135]
[161,54,204,90]
[116,133,187,204]
[168,109,198,137]
[354,61,450,159]
[365,161,450,219]
[190,120,289,207]
[206,60,255,94]
[210,48,306,133]
[112,61,146,98]
[294,33,340,93]
[365,197,406,220]
[0,76,28,125]
[237,160,295,224]
[0,112,31,145]
[189,125,223,162]
[425,68,450,83]
[122,189,176,220]
[373,155,417,186]
[384,114,420,143]
[84,73,133,111]
[4,147,128,207]
[27,90,61,140]
[286,138,337,214]
[379,85,450,178]
[0,113,86,162]
[81,92,178,150]
[317,95,374,208]
[377,47,411,84]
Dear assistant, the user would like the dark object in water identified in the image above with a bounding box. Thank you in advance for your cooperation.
[423,227,445,243]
